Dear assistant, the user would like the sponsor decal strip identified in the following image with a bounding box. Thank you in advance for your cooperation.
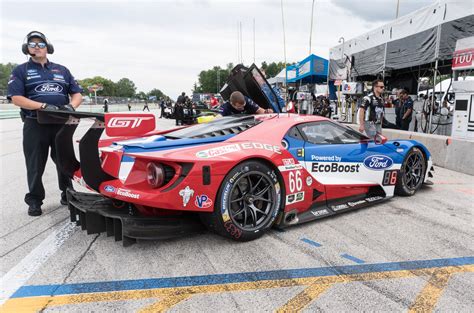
[196,143,282,158]
[331,196,384,212]
[286,191,305,205]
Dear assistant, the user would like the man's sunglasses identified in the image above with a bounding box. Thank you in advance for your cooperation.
[376,85,385,89]
[28,42,47,49]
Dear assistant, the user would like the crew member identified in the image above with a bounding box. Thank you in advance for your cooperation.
[391,88,402,129]
[219,91,273,116]
[175,92,185,125]
[399,89,414,131]
[358,79,385,137]
[159,98,165,118]
[143,100,150,111]
[7,31,83,216]
[103,98,109,112]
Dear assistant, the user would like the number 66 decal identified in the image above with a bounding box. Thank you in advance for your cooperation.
[289,170,302,193]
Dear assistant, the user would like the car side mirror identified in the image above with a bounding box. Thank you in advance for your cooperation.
[374,133,388,145]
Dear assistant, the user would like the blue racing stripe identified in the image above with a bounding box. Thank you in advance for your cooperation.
[341,253,366,264]
[11,256,473,298]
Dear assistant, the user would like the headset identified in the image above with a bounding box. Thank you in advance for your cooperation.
[21,31,54,55]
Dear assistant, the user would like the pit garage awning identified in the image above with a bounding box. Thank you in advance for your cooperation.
[328,0,474,83]
[286,54,328,84]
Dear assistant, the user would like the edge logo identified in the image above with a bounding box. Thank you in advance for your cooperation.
[363,155,393,170]
[195,195,213,208]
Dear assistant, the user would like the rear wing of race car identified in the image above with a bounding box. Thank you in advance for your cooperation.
[37,110,156,192]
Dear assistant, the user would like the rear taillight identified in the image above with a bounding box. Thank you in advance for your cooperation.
[147,163,165,188]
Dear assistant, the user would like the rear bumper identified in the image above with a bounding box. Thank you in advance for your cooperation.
[67,189,204,247]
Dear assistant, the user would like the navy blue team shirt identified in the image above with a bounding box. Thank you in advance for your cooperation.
[219,96,260,116]
[7,58,83,118]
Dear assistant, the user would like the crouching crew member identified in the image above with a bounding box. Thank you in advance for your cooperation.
[7,31,83,216]
[219,91,272,116]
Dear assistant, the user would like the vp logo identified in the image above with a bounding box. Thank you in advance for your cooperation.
[107,117,153,129]
[195,195,213,209]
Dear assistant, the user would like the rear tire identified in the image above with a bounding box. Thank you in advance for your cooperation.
[395,147,426,196]
[200,160,282,241]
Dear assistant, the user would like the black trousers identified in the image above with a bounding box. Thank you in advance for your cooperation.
[401,118,412,131]
[175,108,184,125]
[23,118,72,206]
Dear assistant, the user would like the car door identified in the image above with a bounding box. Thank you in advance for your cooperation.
[298,121,398,203]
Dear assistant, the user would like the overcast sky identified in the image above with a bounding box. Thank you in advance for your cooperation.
[1,0,434,98]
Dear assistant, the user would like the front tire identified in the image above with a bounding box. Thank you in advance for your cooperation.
[395,147,426,196]
[200,160,282,241]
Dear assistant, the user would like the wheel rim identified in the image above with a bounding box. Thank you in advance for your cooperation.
[228,171,276,231]
[403,152,424,190]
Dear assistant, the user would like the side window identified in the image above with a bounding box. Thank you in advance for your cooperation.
[287,126,304,140]
[299,121,367,145]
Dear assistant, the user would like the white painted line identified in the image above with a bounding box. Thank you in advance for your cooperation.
[0,221,76,305]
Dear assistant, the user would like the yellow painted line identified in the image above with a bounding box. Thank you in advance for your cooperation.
[408,270,453,313]
[2,265,472,312]
[139,293,192,313]
[277,283,334,312]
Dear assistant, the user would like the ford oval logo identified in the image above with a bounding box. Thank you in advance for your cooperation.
[104,185,115,193]
[34,83,63,93]
[363,155,393,170]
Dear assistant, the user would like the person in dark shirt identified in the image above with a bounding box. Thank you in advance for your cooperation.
[175,92,186,125]
[389,89,403,128]
[159,98,165,118]
[219,91,272,116]
[358,79,385,137]
[399,89,414,131]
[7,31,83,216]
[103,98,109,112]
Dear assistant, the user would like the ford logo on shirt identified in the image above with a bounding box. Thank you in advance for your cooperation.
[34,83,63,93]
[363,155,393,170]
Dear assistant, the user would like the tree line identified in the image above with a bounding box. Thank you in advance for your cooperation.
[0,63,169,100]
[1,60,289,99]
[193,61,289,94]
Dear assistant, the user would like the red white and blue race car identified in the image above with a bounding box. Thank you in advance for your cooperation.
[39,65,433,245]
[39,109,433,246]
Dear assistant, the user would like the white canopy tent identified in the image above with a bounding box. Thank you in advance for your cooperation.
[267,69,286,85]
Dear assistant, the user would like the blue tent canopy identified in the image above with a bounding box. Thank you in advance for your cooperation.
[286,54,328,84]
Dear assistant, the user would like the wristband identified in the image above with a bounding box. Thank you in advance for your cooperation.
[41,103,47,109]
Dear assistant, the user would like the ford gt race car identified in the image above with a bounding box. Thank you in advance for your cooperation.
[38,110,434,246]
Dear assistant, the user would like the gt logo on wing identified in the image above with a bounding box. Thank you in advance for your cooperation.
[105,114,155,137]
[107,117,153,129]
